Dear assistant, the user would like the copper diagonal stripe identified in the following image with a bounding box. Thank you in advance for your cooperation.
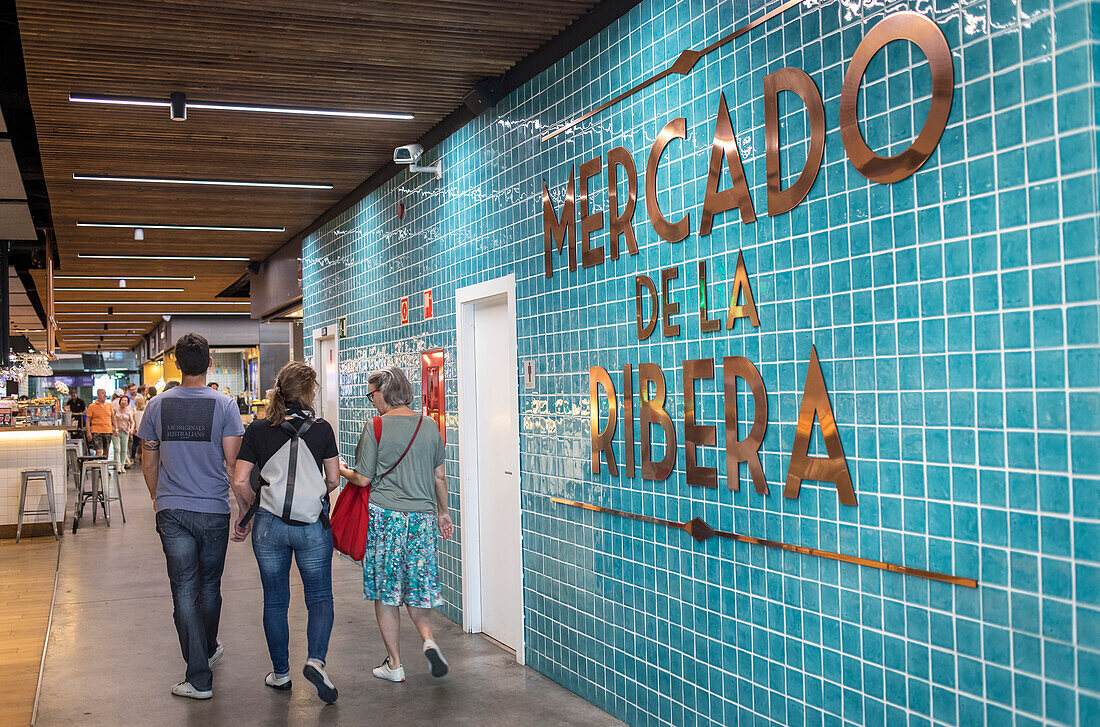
[551,496,978,588]
[541,0,816,142]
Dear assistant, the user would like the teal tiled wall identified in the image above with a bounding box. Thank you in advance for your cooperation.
[304,0,1100,724]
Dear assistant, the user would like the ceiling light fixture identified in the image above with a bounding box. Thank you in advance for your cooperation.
[57,300,249,305]
[76,222,283,232]
[56,311,250,316]
[77,254,251,261]
[73,173,334,190]
[69,92,413,120]
[56,287,186,292]
[56,275,196,280]
[54,274,198,280]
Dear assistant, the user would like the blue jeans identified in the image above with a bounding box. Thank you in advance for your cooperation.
[155,509,230,691]
[251,509,334,675]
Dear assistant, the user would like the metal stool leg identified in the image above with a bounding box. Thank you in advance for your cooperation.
[16,471,28,543]
[44,471,59,540]
[102,464,113,526]
[91,466,100,524]
[111,466,125,523]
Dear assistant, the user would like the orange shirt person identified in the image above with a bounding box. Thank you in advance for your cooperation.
[86,388,117,457]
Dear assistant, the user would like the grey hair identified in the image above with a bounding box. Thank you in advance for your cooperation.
[368,365,414,407]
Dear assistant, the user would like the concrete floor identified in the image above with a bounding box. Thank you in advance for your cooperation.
[36,470,623,727]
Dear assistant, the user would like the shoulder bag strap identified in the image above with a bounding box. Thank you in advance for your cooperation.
[374,415,423,483]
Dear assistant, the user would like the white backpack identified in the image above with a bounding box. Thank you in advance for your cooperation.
[243,418,329,526]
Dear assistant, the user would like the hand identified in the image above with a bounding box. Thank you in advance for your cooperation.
[231,518,251,542]
[150,496,156,512]
[437,512,454,540]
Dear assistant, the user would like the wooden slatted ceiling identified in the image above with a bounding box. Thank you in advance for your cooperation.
[18,0,600,350]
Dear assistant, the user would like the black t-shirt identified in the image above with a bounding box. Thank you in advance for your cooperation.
[66,397,86,413]
[239,415,339,476]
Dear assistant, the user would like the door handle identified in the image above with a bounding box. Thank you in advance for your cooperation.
[504,471,513,475]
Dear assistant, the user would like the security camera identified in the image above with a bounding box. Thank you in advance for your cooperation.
[393,143,443,179]
[393,144,423,165]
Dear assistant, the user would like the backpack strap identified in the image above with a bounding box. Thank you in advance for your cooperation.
[373,416,382,443]
[239,417,316,527]
[277,419,312,521]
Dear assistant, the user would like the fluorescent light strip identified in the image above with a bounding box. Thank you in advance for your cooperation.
[56,275,196,281]
[56,311,249,316]
[69,93,412,120]
[57,301,249,305]
[78,254,250,261]
[56,287,185,292]
[74,173,333,190]
[77,222,283,232]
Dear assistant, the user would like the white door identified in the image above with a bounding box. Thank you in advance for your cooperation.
[471,296,522,652]
[317,336,338,431]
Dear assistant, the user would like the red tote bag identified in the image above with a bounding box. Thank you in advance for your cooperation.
[330,482,370,561]
[329,418,381,561]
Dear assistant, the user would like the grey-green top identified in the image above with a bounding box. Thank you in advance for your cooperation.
[354,414,445,513]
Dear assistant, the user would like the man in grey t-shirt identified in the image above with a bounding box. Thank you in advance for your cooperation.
[140,333,244,700]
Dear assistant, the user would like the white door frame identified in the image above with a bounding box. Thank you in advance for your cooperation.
[311,325,339,437]
[455,273,524,664]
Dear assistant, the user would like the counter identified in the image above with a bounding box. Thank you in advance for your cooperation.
[0,427,70,538]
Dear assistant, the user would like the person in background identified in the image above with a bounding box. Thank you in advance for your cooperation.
[85,389,115,457]
[148,386,159,398]
[115,395,136,472]
[132,393,147,464]
[66,392,87,428]
[339,365,453,683]
[131,386,148,462]
[110,389,124,464]
[236,390,248,416]
[230,361,340,703]
[126,383,139,403]
[139,333,245,700]
[164,381,180,391]
[208,382,219,391]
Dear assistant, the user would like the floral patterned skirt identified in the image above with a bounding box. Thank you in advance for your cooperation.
[363,503,442,608]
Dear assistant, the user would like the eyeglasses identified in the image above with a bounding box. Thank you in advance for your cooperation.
[367,389,380,401]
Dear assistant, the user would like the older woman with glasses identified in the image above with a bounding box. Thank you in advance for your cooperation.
[340,365,453,682]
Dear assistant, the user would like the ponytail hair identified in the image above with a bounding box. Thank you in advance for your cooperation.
[265,361,318,425]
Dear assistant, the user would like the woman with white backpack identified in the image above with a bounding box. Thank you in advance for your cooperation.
[229,361,341,704]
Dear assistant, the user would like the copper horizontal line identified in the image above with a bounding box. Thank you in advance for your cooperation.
[541,0,813,142]
[551,496,978,588]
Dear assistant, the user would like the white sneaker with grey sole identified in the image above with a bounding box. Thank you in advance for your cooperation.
[423,638,449,677]
[208,641,224,667]
[171,681,212,700]
[372,658,405,682]
[303,660,338,703]
[265,672,291,691]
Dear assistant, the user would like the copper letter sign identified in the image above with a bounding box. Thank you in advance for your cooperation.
[839,11,954,183]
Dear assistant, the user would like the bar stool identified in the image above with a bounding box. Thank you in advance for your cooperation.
[17,469,59,542]
[76,458,112,531]
[66,443,82,488]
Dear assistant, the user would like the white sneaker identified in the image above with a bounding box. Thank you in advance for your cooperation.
[265,671,291,691]
[208,641,224,667]
[171,681,212,700]
[372,657,405,682]
[303,660,338,703]
[423,638,449,677]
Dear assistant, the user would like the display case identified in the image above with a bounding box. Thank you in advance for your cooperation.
[421,349,445,443]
